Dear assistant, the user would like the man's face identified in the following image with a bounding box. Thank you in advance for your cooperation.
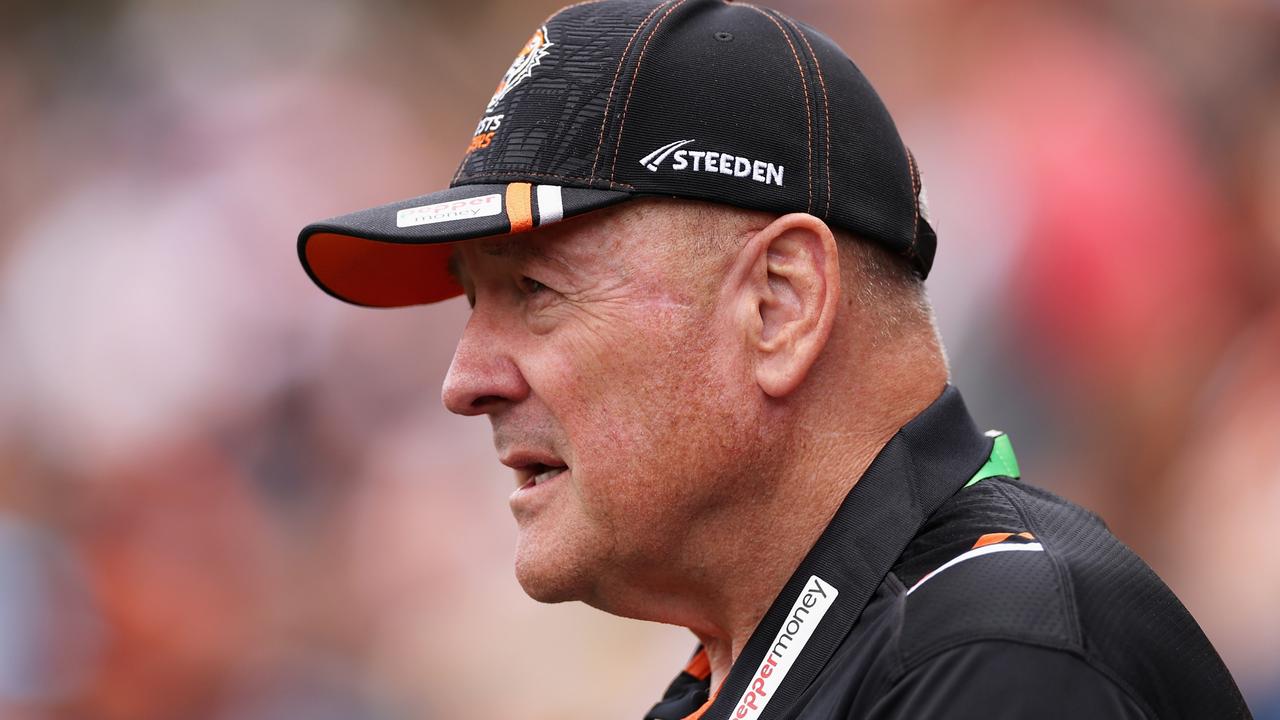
[442,201,764,609]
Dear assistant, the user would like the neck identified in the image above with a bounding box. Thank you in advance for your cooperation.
[692,444,878,694]
[583,341,948,698]
[684,372,948,694]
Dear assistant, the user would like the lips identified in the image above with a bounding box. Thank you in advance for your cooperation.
[501,450,570,491]
[527,464,567,487]
[514,462,568,490]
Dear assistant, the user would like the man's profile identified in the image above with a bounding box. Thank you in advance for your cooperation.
[296,1,1249,717]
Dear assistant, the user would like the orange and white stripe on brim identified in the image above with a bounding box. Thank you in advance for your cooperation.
[298,181,624,308]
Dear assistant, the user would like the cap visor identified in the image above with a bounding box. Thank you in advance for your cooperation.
[298,182,631,307]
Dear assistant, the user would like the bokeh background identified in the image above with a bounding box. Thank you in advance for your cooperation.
[0,0,1277,717]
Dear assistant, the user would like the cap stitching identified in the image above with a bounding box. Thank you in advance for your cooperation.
[741,4,813,214]
[450,148,469,187]
[609,0,691,182]
[905,148,921,261]
[462,170,637,190]
[591,0,677,186]
[780,14,832,219]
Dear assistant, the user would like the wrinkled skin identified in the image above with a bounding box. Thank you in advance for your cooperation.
[442,200,773,611]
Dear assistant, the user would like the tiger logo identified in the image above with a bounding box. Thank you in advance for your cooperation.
[486,26,554,112]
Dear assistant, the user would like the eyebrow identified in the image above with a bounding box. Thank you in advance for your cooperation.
[450,238,556,273]
[446,250,466,285]
[447,238,567,287]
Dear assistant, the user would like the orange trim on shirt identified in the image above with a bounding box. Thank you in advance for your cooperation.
[682,695,715,720]
[973,531,1035,549]
[684,648,711,681]
[973,532,1013,549]
[682,675,726,720]
[506,182,533,233]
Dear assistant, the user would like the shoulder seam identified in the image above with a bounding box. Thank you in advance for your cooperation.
[990,479,1085,647]
[883,571,909,681]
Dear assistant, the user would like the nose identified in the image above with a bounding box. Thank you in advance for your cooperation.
[442,311,530,416]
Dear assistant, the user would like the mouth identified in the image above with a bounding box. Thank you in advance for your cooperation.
[515,462,569,490]
[500,448,570,493]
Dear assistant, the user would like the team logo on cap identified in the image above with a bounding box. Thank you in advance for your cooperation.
[486,26,553,112]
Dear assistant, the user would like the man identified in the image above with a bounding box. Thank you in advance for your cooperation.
[296,1,1250,717]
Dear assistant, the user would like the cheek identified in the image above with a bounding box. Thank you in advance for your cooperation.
[559,314,754,524]
[579,311,717,428]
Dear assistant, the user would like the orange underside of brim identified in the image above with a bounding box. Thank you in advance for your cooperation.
[305,232,463,307]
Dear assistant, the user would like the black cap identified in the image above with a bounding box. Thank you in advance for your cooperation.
[298,0,936,307]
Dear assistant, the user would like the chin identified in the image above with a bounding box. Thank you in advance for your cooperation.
[513,543,593,604]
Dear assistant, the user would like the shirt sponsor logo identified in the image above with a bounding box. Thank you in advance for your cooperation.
[396,194,502,228]
[639,139,785,187]
[487,26,553,113]
[733,575,838,719]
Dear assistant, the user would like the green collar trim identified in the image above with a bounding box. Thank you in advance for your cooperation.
[965,431,1020,487]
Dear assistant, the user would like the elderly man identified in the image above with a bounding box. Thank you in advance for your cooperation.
[297,1,1249,718]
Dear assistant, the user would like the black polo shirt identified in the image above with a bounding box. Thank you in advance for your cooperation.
[645,386,1250,720]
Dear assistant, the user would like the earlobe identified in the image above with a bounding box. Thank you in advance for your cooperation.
[735,214,841,398]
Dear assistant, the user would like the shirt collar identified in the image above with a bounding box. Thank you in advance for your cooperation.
[650,384,993,720]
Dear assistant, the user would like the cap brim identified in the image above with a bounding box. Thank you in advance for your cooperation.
[298,182,632,307]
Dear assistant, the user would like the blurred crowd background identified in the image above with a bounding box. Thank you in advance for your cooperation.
[0,0,1277,717]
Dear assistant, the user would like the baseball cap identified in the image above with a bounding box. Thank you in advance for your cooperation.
[297,0,936,307]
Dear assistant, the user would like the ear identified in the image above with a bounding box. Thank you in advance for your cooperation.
[727,213,841,398]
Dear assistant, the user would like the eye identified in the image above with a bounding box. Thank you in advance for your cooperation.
[517,276,549,296]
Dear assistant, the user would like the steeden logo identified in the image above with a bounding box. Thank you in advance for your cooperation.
[639,139,785,187]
